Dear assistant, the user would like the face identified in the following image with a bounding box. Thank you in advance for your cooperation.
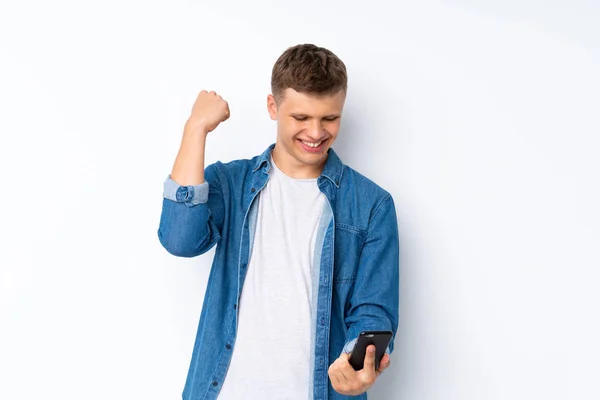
[267,88,346,178]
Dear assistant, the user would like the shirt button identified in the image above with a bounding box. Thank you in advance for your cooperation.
[212,381,218,386]
[226,343,231,350]
[320,318,325,325]
[233,304,237,309]
[251,188,255,192]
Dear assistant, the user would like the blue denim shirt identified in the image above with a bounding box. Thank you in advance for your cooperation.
[158,144,399,400]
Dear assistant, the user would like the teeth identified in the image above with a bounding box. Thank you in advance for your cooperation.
[302,140,323,148]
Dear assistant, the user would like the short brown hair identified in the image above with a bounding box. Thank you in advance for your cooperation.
[271,44,348,104]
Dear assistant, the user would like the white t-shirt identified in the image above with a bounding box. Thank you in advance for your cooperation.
[217,157,326,399]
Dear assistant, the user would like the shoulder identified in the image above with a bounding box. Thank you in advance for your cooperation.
[333,164,396,229]
[340,164,392,203]
[207,155,260,179]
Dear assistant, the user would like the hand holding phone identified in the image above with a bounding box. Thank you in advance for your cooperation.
[348,330,392,371]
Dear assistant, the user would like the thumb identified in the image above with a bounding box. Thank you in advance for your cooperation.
[363,344,376,372]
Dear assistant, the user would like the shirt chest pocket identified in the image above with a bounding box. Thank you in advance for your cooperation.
[333,223,367,284]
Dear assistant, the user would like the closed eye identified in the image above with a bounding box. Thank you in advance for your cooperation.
[292,116,339,122]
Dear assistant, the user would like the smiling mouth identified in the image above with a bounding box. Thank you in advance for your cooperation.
[299,135,331,147]
[300,139,325,148]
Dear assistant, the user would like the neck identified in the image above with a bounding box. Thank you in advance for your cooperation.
[271,146,326,179]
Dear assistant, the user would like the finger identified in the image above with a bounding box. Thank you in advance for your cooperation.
[328,365,338,383]
[363,345,376,373]
[337,352,351,374]
[379,354,390,371]
[332,372,342,385]
[331,364,348,388]
[339,366,350,382]
[337,355,359,385]
[223,104,230,121]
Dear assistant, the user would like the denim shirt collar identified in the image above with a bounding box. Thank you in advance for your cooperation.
[252,143,343,188]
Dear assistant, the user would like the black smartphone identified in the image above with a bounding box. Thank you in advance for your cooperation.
[348,330,393,371]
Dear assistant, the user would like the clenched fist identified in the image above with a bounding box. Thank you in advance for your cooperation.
[186,90,231,135]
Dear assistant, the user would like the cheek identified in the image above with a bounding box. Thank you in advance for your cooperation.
[291,125,308,139]
[328,123,341,137]
[282,121,302,135]
[278,122,295,138]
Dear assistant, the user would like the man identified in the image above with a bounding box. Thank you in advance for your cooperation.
[158,43,399,400]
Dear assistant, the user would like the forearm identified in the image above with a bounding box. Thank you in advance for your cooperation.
[170,121,209,186]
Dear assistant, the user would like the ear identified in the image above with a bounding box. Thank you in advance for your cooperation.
[267,94,278,121]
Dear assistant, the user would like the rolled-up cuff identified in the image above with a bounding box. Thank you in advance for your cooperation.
[342,338,358,355]
[163,175,209,206]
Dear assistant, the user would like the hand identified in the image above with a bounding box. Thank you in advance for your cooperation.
[328,345,391,396]
[186,90,230,135]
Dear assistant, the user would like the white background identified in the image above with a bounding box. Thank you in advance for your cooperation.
[1,1,599,399]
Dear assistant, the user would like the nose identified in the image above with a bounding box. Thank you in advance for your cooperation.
[307,120,326,140]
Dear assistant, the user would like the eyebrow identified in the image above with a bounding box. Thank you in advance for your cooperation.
[291,113,340,118]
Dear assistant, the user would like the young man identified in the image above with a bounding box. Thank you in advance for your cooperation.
[158,44,399,400]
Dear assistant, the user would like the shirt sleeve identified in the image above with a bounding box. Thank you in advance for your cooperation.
[157,163,225,257]
[343,195,400,355]
[163,175,210,206]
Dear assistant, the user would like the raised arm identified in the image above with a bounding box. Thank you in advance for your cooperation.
[157,90,230,257]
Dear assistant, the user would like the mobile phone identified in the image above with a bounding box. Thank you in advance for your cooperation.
[348,330,393,371]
